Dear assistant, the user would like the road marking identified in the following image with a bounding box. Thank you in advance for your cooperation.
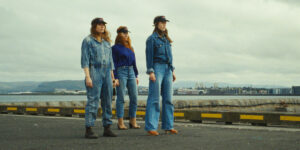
[280,116,300,122]
[74,109,85,114]
[112,110,116,115]
[2,114,300,132]
[136,111,145,115]
[48,108,60,113]
[174,112,185,117]
[26,108,37,112]
[240,115,263,120]
[201,113,222,119]
[7,107,17,111]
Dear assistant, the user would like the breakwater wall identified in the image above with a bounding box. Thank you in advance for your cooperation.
[1,98,300,112]
[1,98,300,126]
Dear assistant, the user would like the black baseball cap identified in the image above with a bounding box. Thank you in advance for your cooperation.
[91,17,107,25]
[153,16,169,24]
[117,26,130,34]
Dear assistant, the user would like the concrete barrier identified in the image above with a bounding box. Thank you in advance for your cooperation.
[1,104,300,126]
[1,98,300,126]
[1,98,300,110]
[185,110,300,125]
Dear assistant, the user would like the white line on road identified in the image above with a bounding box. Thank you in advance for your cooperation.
[1,114,300,132]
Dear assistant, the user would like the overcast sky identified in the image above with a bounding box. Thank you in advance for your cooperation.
[0,0,299,87]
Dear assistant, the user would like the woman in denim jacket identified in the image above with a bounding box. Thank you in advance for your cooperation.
[145,16,178,136]
[81,17,117,138]
[112,26,140,130]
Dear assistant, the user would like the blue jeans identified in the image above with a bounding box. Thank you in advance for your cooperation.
[85,66,113,127]
[116,66,138,118]
[145,63,174,131]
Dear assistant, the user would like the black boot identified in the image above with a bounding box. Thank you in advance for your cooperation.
[103,125,117,137]
[85,127,98,139]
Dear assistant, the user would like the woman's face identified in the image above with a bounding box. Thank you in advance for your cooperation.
[157,22,167,31]
[96,24,106,33]
[120,32,129,40]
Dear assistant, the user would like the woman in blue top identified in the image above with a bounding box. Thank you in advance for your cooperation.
[145,16,178,136]
[112,26,140,130]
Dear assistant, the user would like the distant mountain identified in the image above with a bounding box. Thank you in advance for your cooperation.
[0,81,41,94]
[33,80,85,92]
[0,80,290,94]
[0,80,85,94]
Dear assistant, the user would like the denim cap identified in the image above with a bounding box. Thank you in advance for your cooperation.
[91,17,107,25]
[117,26,130,34]
[153,16,169,24]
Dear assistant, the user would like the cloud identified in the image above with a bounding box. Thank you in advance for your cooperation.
[0,0,299,87]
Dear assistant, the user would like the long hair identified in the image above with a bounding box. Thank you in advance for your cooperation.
[153,25,173,43]
[114,26,134,52]
[90,24,112,43]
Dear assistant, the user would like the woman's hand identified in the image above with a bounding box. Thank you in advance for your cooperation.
[149,72,156,82]
[172,72,176,82]
[85,76,93,88]
[136,78,139,85]
[115,79,119,87]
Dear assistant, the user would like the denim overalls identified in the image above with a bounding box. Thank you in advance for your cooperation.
[145,32,175,131]
[81,35,114,127]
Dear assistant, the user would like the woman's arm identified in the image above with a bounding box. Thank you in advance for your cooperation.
[83,67,93,88]
[145,37,156,82]
[133,54,139,85]
[81,38,93,87]
[81,39,90,69]
[146,37,154,74]
[111,46,118,79]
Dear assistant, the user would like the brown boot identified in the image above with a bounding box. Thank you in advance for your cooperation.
[165,129,178,134]
[85,127,98,139]
[147,130,159,136]
[103,125,117,137]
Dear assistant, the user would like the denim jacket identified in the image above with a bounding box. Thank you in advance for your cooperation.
[81,35,114,70]
[145,32,174,74]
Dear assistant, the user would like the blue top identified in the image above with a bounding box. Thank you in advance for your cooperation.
[145,32,174,74]
[112,44,138,79]
[81,35,114,70]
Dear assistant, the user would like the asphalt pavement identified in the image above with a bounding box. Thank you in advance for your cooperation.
[0,114,299,150]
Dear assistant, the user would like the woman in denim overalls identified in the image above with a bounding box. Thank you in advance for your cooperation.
[112,26,140,130]
[81,17,117,138]
[145,16,178,136]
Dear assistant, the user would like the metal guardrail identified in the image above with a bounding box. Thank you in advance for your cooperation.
[1,105,300,126]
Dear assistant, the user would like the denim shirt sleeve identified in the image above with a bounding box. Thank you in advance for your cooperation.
[109,46,115,71]
[146,36,155,74]
[133,54,139,78]
[81,38,90,68]
[112,46,118,79]
[169,44,175,72]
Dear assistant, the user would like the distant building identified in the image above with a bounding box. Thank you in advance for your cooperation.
[292,86,300,95]
[258,89,268,95]
[175,89,204,95]
[138,87,148,95]
[207,89,224,95]
[54,89,86,94]
[279,88,291,95]
[271,88,291,95]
